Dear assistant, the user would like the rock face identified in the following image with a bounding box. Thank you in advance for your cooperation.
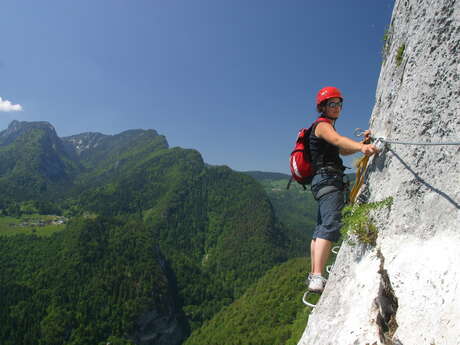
[298,1,460,344]
[131,252,188,345]
[62,132,107,155]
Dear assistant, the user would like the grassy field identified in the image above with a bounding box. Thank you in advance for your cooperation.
[0,215,66,237]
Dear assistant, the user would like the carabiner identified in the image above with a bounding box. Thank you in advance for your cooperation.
[374,137,386,152]
[354,128,366,138]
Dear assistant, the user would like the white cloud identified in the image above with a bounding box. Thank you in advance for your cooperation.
[0,97,23,112]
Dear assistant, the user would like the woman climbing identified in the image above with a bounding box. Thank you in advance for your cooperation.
[307,86,378,293]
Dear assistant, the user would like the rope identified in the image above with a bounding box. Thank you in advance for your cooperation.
[349,155,370,204]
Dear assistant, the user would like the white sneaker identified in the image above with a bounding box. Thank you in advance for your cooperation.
[308,274,327,293]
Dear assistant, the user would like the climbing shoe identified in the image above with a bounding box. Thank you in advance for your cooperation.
[308,274,327,293]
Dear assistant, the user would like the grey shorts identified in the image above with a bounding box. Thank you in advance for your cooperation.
[311,173,345,242]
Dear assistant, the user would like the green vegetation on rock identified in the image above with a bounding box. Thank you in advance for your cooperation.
[396,44,405,66]
[341,197,393,245]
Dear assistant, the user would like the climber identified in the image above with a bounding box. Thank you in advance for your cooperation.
[307,86,378,293]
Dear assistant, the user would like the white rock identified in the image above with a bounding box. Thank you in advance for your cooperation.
[298,0,460,344]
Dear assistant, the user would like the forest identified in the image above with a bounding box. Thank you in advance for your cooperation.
[0,121,320,345]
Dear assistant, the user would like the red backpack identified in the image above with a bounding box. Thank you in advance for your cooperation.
[288,117,331,189]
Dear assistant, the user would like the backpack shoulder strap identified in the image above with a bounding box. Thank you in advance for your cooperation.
[311,117,333,136]
[314,117,332,125]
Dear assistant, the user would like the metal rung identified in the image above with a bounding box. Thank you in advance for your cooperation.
[302,291,317,308]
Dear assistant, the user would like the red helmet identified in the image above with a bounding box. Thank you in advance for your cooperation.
[316,86,343,105]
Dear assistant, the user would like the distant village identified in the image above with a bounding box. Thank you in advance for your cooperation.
[9,216,68,228]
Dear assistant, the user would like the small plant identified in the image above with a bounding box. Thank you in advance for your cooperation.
[381,26,391,63]
[396,44,405,66]
[341,197,393,246]
[383,29,390,43]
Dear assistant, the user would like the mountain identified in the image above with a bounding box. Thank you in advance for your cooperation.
[0,120,80,200]
[0,120,295,344]
[0,121,171,203]
[62,129,168,163]
[61,129,169,199]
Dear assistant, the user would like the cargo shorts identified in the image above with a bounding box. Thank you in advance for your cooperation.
[310,173,345,243]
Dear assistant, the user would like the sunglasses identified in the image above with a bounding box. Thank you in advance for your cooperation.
[326,101,343,108]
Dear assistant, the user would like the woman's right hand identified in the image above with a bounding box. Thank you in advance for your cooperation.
[361,143,379,156]
[362,130,372,144]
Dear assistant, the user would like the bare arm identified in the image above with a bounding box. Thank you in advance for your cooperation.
[340,130,372,155]
[315,123,378,156]
[339,147,357,156]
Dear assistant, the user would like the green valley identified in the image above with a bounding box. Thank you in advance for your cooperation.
[0,121,319,345]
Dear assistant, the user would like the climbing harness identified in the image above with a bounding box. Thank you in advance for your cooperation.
[302,245,341,308]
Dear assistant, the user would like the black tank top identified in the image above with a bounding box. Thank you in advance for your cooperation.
[309,119,345,173]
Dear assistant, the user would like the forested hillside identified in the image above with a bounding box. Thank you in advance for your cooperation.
[244,170,318,257]
[0,217,186,345]
[184,257,316,345]
[0,120,310,345]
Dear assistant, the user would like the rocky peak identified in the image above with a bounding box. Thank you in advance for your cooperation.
[62,132,108,155]
[62,129,168,157]
[0,120,59,146]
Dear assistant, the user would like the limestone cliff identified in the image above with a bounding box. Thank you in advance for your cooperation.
[298,0,460,344]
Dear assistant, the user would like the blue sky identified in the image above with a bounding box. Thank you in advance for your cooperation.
[0,0,394,173]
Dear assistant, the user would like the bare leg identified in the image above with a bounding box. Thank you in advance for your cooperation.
[310,239,316,273]
[312,238,332,275]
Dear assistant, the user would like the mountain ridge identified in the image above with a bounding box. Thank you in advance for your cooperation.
[0,119,304,344]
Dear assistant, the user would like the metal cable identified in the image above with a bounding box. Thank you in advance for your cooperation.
[379,138,460,146]
[354,128,460,146]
